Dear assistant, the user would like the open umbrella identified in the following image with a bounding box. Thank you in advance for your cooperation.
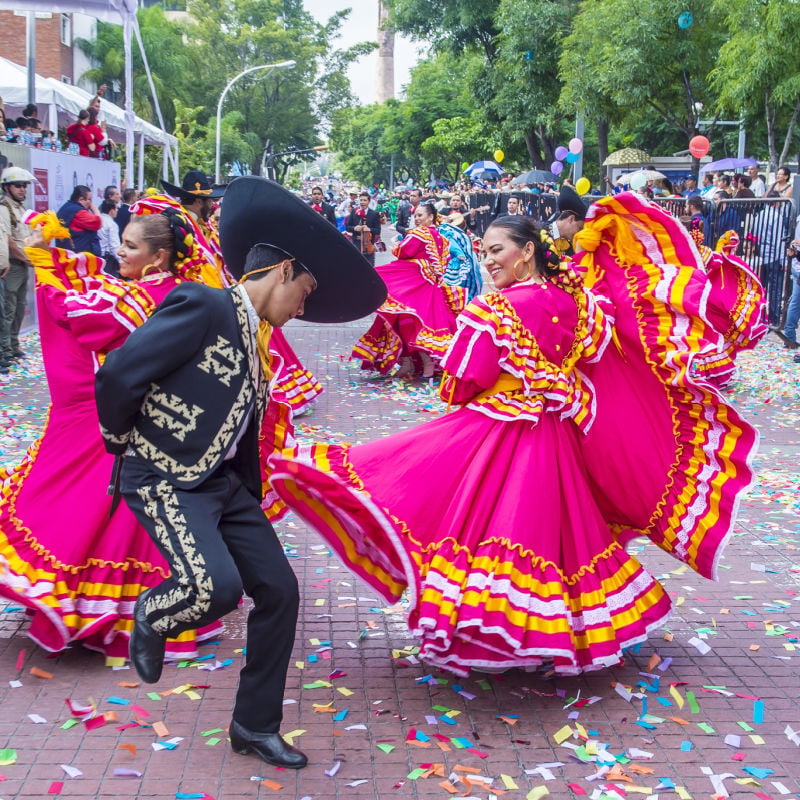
[603,148,651,166]
[522,169,559,184]
[619,168,667,182]
[465,160,505,176]
[698,157,757,174]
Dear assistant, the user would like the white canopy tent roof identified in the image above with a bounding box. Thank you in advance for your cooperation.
[0,0,179,185]
[1,56,176,148]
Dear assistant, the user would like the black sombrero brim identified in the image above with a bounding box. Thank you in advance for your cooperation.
[219,176,387,324]
[161,180,226,201]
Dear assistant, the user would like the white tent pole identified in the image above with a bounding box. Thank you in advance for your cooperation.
[131,16,179,177]
[48,103,58,138]
[162,143,168,181]
[138,132,145,191]
[123,12,135,187]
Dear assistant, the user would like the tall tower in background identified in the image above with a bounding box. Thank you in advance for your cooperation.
[376,1,394,103]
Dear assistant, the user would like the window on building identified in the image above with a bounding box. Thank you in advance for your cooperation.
[62,76,72,85]
[60,14,71,46]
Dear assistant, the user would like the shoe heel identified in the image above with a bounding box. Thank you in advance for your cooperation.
[229,733,251,755]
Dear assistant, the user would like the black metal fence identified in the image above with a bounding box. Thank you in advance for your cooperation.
[468,192,558,236]
[654,197,796,326]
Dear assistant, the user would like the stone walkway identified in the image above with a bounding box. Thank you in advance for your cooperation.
[0,311,798,800]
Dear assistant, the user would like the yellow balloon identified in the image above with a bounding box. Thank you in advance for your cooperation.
[575,176,591,196]
[493,149,505,163]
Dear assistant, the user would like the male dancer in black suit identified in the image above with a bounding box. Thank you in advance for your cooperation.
[95,177,385,771]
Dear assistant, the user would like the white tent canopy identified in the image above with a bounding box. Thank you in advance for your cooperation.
[1,56,176,147]
[0,0,179,184]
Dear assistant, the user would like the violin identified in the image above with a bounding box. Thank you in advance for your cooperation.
[361,229,375,254]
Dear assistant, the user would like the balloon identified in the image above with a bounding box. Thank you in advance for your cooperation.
[568,137,583,154]
[550,161,563,175]
[523,50,534,61]
[565,152,579,164]
[494,149,505,163]
[630,173,647,191]
[678,11,693,28]
[689,135,710,158]
[554,146,569,161]
[461,162,470,173]
[575,176,590,195]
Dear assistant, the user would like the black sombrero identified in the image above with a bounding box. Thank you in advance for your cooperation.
[161,169,226,202]
[548,185,592,223]
[219,176,387,324]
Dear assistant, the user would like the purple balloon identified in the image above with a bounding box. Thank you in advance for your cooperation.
[551,161,563,175]
[554,146,569,161]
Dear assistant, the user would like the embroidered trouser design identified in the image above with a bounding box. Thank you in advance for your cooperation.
[121,458,299,731]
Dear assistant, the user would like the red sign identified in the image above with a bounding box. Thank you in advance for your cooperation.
[33,168,49,212]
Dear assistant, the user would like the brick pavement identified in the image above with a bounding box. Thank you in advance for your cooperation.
[1,316,799,800]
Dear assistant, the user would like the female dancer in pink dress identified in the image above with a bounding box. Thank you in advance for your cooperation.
[0,209,222,660]
[268,195,757,676]
[353,202,464,378]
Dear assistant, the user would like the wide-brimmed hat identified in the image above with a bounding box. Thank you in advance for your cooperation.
[548,185,591,223]
[161,169,226,202]
[220,176,387,324]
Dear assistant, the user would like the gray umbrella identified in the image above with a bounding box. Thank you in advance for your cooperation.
[521,169,559,184]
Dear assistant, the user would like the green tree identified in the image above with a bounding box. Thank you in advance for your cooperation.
[711,0,800,169]
[76,4,196,129]
[560,0,725,170]
[384,0,578,168]
[420,115,496,182]
[184,0,371,177]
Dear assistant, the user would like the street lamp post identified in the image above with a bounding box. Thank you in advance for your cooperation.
[215,60,296,184]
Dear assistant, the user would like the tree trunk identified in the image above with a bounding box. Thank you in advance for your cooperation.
[596,118,609,179]
[524,131,543,169]
[765,88,778,171]
[778,98,800,167]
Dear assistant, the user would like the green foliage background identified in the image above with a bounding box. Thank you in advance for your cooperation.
[76,0,800,188]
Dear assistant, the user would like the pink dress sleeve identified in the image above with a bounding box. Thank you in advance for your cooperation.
[392,232,425,260]
[32,247,153,353]
[439,296,501,404]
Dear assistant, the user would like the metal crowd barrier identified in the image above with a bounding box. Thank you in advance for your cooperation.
[653,196,796,326]
[468,192,559,236]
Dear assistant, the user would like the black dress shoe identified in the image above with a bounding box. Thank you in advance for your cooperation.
[129,589,166,684]
[229,720,308,769]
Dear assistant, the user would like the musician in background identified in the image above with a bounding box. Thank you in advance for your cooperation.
[346,191,381,266]
[447,193,478,231]
[309,185,337,226]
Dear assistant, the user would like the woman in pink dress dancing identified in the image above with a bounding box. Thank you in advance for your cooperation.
[353,202,464,379]
[0,209,222,661]
[268,195,758,676]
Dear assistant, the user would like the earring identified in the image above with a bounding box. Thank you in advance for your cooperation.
[512,258,533,281]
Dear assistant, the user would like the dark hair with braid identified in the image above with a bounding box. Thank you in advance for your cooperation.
[485,216,562,279]
[417,201,439,226]
[125,214,178,274]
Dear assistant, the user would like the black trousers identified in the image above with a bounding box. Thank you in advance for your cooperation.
[121,457,299,732]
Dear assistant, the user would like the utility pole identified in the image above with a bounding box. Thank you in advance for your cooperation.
[27,11,36,105]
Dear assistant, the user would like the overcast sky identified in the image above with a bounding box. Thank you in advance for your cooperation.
[303,0,423,105]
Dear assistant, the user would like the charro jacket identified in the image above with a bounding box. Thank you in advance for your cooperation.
[95,283,268,499]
